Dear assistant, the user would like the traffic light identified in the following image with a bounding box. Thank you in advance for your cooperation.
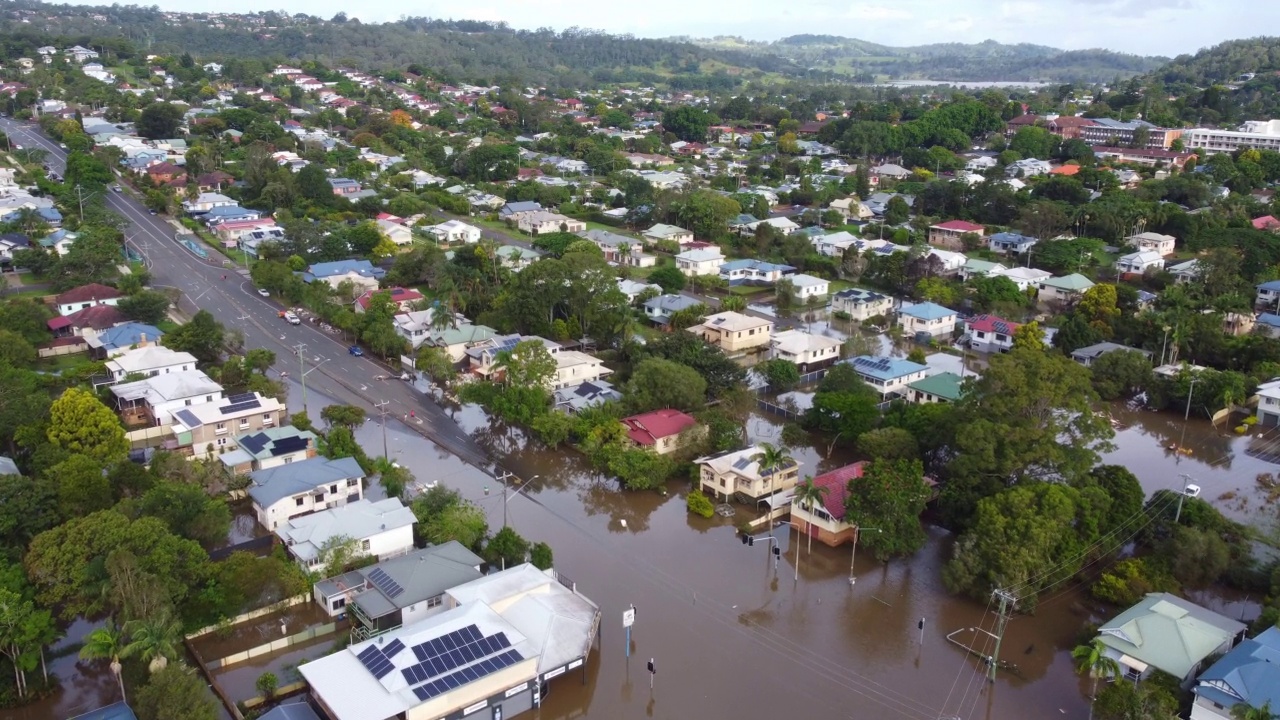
[772,546,781,556]
[741,534,754,546]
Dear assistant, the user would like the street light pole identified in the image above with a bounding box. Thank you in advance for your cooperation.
[848,526,881,586]
[1176,473,1193,524]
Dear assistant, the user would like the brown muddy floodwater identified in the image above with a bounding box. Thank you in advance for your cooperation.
[19,378,1274,720]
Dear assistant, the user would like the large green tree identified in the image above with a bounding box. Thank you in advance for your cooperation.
[625,358,706,413]
[133,663,218,720]
[843,459,930,560]
[46,387,128,465]
[162,310,225,365]
[137,103,184,140]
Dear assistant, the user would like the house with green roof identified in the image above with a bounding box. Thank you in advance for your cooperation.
[906,372,965,404]
[1097,592,1246,685]
[1037,273,1095,304]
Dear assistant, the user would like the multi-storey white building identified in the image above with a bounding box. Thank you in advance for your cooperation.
[1185,120,1280,155]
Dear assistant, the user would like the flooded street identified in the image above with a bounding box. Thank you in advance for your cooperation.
[16,371,1273,720]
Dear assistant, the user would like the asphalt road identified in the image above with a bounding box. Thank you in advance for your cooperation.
[1,118,492,470]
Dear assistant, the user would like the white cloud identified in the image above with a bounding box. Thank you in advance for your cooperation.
[844,4,914,20]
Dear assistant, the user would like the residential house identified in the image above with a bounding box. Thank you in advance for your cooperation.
[1006,158,1052,177]
[553,379,622,413]
[897,302,958,339]
[1257,379,1280,426]
[168,392,287,460]
[494,245,543,271]
[218,425,319,476]
[417,323,499,362]
[871,163,912,180]
[328,178,362,196]
[144,162,184,185]
[719,259,795,285]
[110,370,223,427]
[425,220,481,245]
[67,702,138,720]
[1096,592,1245,685]
[37,227,75,256]
[577,229,655,267]
[643,223,694,245]
[929,220,985,250]
[696,445,802,502]
[355,287,423,314]
[0,232,29,265]
[1253,215,1280,232]
[85,322,165,358]
[907,372,965,404]
[315,542,484,633]
[770,329,841,372]
[787,274,830,300]
[104,345,197,383]
[1257,313,1280,340]
[959,258,1009,281]
[617,279,662,303]
[302,260,387,292]
[498,200,542,219]
[375,219,414,247]
[845,356,929,397]
[196,170,234,191]
[814,231,859,258]
[643,294,703,326]
[55,283,121,316]
[1257,280,1280,308]
[789,462,866,546]
[828,197,872,222]
[514,211,585,235]
[1127,231,1177,256]
[48,304,126,338]
[299,564,599,720]
[182,192,236,215]
[1116,250,1165,275]
[1190,626,1280,720]
[1038,274,1096,304]
[621,409,699,455]
[277,497,416,571]
[996,266,1052,291]
[988,232,1038,255]
[464,335,561,381]
[675,246,725,276]
[738,217,800,236]
[1071,342,1153,368]
[965,314,1020,353]
[200,205,263,226]
[830,289,893,323]
[248,455,365,531]
[687,311,773,353]
[550,350,613,391]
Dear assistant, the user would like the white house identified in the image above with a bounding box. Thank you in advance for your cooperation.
[1127,231,1177,256]
[643,223,694,245]
[832,288,895,321]
[739,216,800,236]
[966,315,1021,353]
[994,266,1052,291]
[277,497,416,571]
[675,246,725,276]
[845,356,929,397]
[110,370,223,427]
[786,274,830,300]
[1256,379,1280,427]
[376,219,415,246]
[104,346,198,383]
[550,351,613,391]
[1116,250,1165,275]
[426,219,482,245]
[897,302,958,338]
[248,455,365,531]
[770,329,841,371]
[696,445,802,502]
[1039,274,1095,303]
[182,192,236,214]
[1096,593,1245,685]
[54,283,121,316]
[1190,627,1280,720]
[514,211,585,235]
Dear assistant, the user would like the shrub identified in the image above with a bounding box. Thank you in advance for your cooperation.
[687,490,715,518]
[255,672,278,698]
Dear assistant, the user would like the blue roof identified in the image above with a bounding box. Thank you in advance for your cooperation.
[989,231,1037,246]
[900,302,956,320]
[719,259,795,273]
[834,287,887,303]
[95,322,164,351]
[305,259,386,280]
[1194,626,1280,711]
[845,355,928,380]
[204,205,258,218]
[67,702,139,720]
[1258,280,1280,291]
[1261,313,1280,328]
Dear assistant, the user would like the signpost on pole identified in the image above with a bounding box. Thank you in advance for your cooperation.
[647,658,655,690]
[623,605,635,659]
[918,618,925,645]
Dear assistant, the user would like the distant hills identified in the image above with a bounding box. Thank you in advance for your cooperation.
[1144,37,1280,86]
[688,35,1167,83]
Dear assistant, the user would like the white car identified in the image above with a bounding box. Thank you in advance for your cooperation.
[1183,484,1202,498]
[257,288,270,298]
[113,185,122,193]
[283,311,300,325]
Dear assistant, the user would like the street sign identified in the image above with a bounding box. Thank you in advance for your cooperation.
[623,608,636,628]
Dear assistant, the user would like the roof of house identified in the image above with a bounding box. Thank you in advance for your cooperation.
[644,223,690,238]
[697,311,772,332]
[1259,313,1280,329]
[932,220,984,232]
[963,259,1008,274]
[676,247,724,262]
[88,322,164,352]
[255,702,321,720]
[248,455,364,509]
[907,371,966,402]
[1041,273,1095,291]
[695,446,798,482]
[1071,342,1152,360]
[67,703,139,720]
[834,287,891,304]
[57,303,125,330]
[1118,250,1165,265]
[719,258,795,274]
[846,355,929,381]
[56,282,120,305]
[553,379,621,411]
[278,498,415,562]
[356,286,423,310]
[500,200,542,215]
[771,328,842,356]
[1254,216,1280,231]
[0,456,19,476]
[644,293,702,316]
[1097,592,1246,679]
[1193,626,1280,712]
[110,370,222,405]
[105,345,196,374]
[305,259,385,280]
[621,409,699,446]
[967,314,1020,335]
[236,425,318,460]
[807,461,866,521]
[988,231,1038,246]
[787,273,828,289]
[344,542,484,619]
[900,302,956,320]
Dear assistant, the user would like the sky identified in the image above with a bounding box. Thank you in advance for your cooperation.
[65,0,1279,58]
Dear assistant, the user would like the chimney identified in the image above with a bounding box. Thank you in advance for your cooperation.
[140,332,147,345]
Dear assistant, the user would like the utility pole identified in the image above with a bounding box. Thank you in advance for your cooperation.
[295,342,307,411]
[988,588,1017,683]
[374,399,390,460]
[496,470,514,529]
[1176,473,1194,524]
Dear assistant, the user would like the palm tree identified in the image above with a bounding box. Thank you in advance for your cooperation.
[123,613,183,674]
[1233,703,1277,720]
[752,442,795,502]
[79,621,127,702]
[1072,639,1120,720]
[792,476,829,557]
[721,294,747,312]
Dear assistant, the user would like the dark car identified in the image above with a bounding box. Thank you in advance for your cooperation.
[348,345,364,357]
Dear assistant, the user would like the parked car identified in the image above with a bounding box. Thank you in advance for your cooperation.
[257,288,270,298]
[348,345,363,356]
[282,311,300,325]
[113,185,122,193]
[1183,484,1201,498]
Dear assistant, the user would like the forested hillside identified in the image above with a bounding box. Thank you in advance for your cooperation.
[693,35,1166,82]
[1150,37,1280,85]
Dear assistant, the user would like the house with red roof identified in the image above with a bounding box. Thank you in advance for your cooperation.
[790,462,865,546]
[145,162,186,185]
[928,220,985,251]
[620,409,700,456]
[1254,216,1280,233]
[55,283,121,316]
[354,287,424,314]
[965,314,1021,353]
[47,303,126,338]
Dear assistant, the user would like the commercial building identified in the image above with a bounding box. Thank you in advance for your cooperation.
[1185,120,1280,155]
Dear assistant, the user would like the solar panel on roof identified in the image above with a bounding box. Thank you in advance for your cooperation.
[367,567,405,599]
[357,645,380,662]
[463,667,479,681]
[226,392,256,404]
[383,638,405,658]
[442,634,458,650]
[460,646,476,662]
[271,436,309,455]
[221,399,261,414]
[413,686,431,701]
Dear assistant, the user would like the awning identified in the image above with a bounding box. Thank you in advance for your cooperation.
[765,489,795,510]
[1118,653,1149,674]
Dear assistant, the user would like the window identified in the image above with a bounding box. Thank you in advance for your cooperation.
[329,484,338,494]
[215,422,227,435]
[347,478,358,487]
[216,438,228,446]
[296,497,304,507]
[206,395,212,402]
[361,539,371,551]
[333,598,346,610]
[427,595,443,608]
[313,493,324,503]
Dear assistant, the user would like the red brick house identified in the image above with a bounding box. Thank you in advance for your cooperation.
[145,162,186,185]
[621,409,699,456]
[790,462,865,546]
[928,220,985,250]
